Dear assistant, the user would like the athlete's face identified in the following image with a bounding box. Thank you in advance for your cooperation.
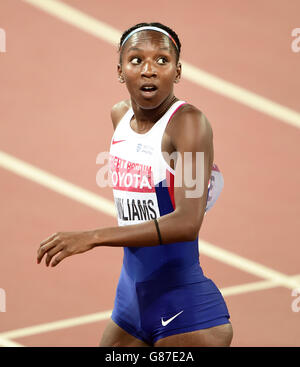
[118,31,181,109]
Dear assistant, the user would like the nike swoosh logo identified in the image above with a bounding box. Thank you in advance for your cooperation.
[161,310,184,327]
[112,139,126,145]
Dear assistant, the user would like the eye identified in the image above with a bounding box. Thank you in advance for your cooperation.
[131,57,141,65]
[157,57,168,65]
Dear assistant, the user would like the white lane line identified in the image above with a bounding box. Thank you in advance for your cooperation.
[1,275,299,340]
[0,310,112,340]
[22,0,300,129]
[221,279,277,297]
[0,337,24,347]
[1,150,299,292]
[0,151,116,217]
[199,240,300,290]
[23,0,120,45]
[182,62,300,129]
[220,274,300,297]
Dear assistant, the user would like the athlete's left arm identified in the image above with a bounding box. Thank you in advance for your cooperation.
[37,107,213,267]
[167,105,214,236]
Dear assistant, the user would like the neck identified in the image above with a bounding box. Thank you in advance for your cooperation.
[131,94,178,126]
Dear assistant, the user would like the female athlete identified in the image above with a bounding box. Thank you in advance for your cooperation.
[37,22,233,347]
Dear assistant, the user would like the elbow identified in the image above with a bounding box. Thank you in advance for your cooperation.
[181,222,201,242]
[169,210,204,243]
[181,211,205,242]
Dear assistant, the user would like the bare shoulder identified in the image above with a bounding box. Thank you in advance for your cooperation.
[111,99,131,130]
[171,103,212,132]
[168,103,213,148]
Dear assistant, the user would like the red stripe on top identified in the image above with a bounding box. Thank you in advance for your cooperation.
[166,169,175,210]
[212,163,220,172]
[167,102,187,126]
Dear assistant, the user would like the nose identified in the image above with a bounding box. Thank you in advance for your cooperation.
[141,60,157,78]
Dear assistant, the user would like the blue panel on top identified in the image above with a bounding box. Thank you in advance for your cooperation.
[155,179,174,216]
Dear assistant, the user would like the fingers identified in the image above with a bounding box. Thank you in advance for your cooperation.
[51,251,69,267]
[45,246,63,267]
[37,238,58,264]
[39,232,59,248]
[37,231,82,268]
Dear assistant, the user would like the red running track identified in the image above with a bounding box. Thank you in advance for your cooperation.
[0,0,299,346]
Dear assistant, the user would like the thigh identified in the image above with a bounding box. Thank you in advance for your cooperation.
[154,322,233,347]
[99,319,151,347]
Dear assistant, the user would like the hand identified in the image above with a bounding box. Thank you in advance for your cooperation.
[37,231,95,267]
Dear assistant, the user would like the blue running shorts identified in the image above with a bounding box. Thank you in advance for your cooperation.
[111,264,230,345]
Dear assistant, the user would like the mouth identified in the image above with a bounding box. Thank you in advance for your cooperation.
[140,84,158,96]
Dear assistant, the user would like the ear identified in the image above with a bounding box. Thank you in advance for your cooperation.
[174,62,182,84]
[117,64,125,83]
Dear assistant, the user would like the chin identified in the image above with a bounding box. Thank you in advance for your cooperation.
[139,101,162,110]
[134,93,170,110]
